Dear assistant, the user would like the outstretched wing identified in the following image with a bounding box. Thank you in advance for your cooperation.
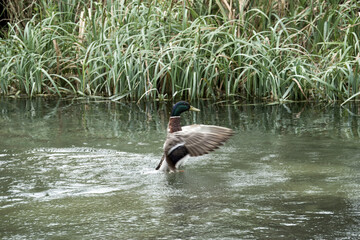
[165,125,233,157]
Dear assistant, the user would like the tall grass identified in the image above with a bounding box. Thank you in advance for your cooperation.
[0,0,359,102]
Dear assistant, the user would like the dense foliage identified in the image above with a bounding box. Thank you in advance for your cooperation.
[0,0,359,102]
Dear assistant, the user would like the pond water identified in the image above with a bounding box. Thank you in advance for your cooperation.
[1,98,360,239]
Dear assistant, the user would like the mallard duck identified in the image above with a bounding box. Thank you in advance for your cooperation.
[156,101,233,171]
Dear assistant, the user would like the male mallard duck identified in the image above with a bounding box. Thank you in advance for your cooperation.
[156,101,233,171]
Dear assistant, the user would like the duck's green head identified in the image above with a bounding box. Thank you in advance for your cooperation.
[171,101,200,116]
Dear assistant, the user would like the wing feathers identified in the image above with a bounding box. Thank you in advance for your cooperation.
[164,125,233,158]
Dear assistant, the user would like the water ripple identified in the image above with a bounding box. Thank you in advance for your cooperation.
[1,147,161,208]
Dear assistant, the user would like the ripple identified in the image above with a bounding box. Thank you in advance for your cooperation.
[227,161,288,188]
[1,147,161,207]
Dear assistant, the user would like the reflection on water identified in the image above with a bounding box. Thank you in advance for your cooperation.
[1,98,360,239]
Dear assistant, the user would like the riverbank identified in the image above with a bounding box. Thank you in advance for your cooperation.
[0,1,359,102]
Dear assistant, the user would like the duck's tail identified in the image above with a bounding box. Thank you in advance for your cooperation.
[155,154,165,170]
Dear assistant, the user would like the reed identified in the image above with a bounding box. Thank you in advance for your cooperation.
[0,0,359,103]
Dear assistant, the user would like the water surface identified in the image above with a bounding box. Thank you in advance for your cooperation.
[1,98,360,239]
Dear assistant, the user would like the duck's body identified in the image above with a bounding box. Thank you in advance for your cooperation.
[156,101,233,172]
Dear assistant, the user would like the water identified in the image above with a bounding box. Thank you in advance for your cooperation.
[1,98,360,239]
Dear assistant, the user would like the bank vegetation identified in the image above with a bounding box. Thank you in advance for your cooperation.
[0,0,359,103]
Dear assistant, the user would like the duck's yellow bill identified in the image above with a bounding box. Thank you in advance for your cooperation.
[189,106,200,112]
